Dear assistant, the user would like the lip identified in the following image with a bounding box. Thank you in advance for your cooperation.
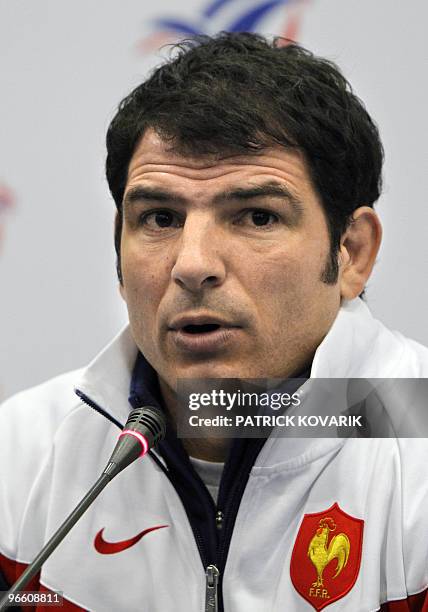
[168,312,241,353]
[168,313,238,331]
[170,326,240,353]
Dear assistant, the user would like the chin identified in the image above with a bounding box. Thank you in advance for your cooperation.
[174,361,252,380]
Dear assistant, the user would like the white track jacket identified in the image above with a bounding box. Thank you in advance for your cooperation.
[1,298,428,612]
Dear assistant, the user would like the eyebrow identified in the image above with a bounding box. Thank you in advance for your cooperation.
[214,181,304,215]
[123,186,187,209]
[123,181,304,217]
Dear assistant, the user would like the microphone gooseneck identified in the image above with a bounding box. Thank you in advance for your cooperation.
[0,406,166,611]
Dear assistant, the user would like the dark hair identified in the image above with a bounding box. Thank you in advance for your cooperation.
[106,32,383,283]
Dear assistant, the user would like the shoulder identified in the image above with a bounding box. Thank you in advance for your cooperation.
[359,300,428,376]
[0,370,85,557]
[0,369,84,442]
[393,332,428,376]
[312,298,428,377]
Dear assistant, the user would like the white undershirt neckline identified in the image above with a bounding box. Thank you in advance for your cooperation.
[189,455,225,505]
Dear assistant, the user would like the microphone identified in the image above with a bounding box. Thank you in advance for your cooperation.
[0,406,166,610]
[103,406,166,478]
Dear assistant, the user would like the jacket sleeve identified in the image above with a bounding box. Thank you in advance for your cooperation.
[0,374,78,562]
[0,390,46,612]
[0,373,85,612]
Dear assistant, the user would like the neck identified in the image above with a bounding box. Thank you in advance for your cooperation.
[158,377,231,462]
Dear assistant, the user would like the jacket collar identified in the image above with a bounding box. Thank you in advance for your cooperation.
[311,298,404,378]
[75,326,138,426]
[74,297,404,426]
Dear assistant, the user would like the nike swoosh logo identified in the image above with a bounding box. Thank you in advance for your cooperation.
[94,525,169,554]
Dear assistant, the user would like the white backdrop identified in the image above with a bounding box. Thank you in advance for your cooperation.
[1,0,427,401]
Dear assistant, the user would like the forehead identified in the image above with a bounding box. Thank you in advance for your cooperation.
[125,129,318,204]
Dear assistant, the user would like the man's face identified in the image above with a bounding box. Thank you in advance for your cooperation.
[120,129,342,390]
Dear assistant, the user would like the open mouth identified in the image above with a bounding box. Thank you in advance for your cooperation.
[182,323,221,334]
[170,319,238,352]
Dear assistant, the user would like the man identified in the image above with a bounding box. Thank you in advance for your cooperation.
[1,33,427,611]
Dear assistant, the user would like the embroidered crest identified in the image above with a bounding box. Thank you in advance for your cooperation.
[290,503,364,610]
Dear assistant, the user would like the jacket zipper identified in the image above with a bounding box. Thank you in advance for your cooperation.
[205,565,220,612]
[216,511,224,531]
[214,438,267,612]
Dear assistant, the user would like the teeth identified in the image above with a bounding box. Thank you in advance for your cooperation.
[183,324,220,334]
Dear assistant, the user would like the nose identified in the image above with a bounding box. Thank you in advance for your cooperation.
[171,213,226,293]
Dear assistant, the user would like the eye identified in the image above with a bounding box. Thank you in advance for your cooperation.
[236,209,279,228]
[251,211,276,226]
[139,210,182,230]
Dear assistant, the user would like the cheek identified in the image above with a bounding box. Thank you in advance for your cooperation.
[121,245,168,316]
[240,244,321,296]
[236,238,332,324]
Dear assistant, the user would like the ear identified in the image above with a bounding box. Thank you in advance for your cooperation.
[119,280,125,300]
[339,207,382,299]
[114,211,125,292]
